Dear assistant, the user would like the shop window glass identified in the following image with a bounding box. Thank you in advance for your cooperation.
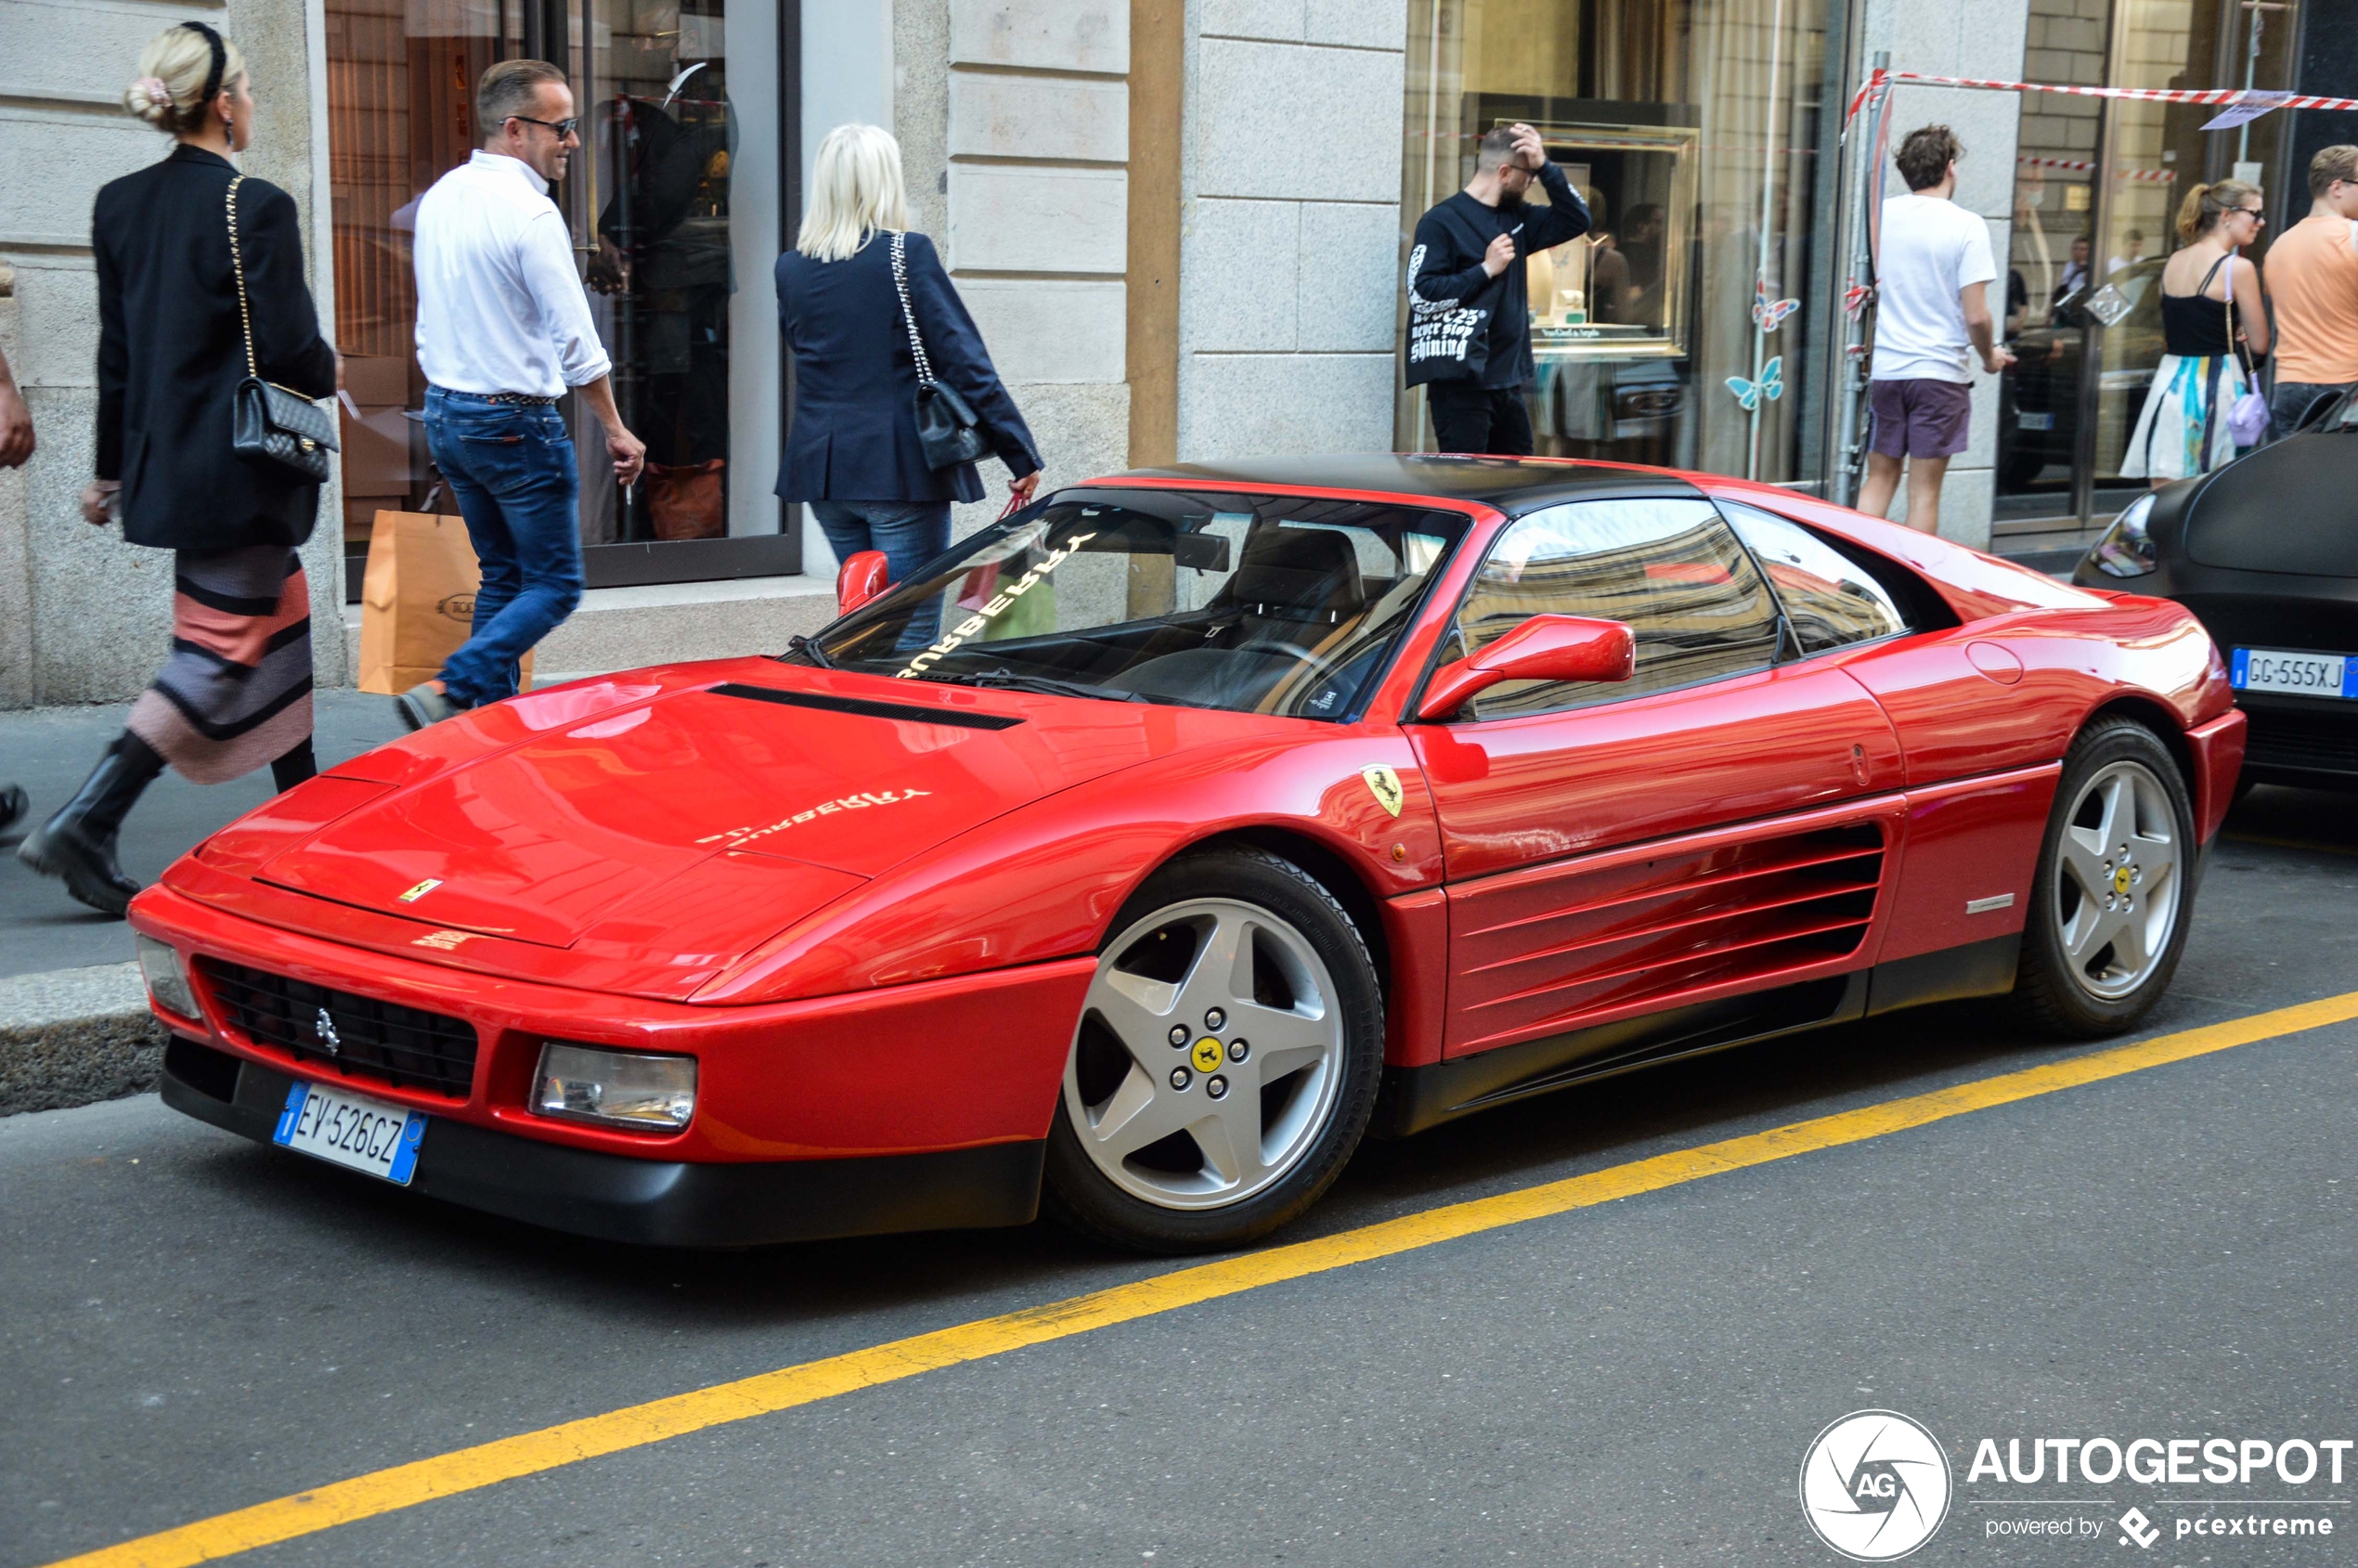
[2087,0,2292,492]
[1399,0,1830,483]
[324,0,786,594]
[1992,0,2296,529]
[1450,498,1780,720]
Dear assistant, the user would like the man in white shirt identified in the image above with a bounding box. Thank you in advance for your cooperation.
[398,58,645,729]
[1857,125,2013,537]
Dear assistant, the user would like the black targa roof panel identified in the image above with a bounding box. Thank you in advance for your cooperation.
[1113,455,1706,517]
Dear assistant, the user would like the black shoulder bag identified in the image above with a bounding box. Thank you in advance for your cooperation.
[227,175,337,483]
[889,230,989,471]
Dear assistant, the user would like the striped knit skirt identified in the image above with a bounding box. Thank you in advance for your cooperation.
[125,547,314,785]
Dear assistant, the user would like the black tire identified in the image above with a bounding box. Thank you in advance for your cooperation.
[2011,718,2197,1037]
[1043,847,1384,1253]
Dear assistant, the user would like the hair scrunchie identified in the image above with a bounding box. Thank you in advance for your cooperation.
[134,76,171,107]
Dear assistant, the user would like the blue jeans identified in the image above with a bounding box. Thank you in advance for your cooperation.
[810,499,952,646]
[422,388,585,707]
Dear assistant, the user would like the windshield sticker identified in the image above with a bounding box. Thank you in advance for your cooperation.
[694,788,933,849]
[894,531,1096,679]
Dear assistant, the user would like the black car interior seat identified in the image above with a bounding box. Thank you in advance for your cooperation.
[1111,527,1370,710]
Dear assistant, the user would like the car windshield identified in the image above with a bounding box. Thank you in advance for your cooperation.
[797,488,1469,719]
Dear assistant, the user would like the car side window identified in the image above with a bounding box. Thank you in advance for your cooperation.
[1449,498,1781,720]
[1716,499,1911,655]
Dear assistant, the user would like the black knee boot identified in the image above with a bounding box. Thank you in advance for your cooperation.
[271,739,317,793]
[17,732,165,918]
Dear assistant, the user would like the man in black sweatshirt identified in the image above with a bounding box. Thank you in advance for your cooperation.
[1406,123,1591,454]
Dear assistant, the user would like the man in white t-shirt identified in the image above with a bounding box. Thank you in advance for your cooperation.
[1858,125,2013,536]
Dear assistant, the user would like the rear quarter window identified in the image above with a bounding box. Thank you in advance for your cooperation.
[1713,498,1958,647]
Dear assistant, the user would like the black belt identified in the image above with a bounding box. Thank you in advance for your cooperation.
[481,391,561,407]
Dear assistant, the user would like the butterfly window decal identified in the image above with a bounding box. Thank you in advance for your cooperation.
[1726,356,1784,412]
[1753,297,1801,331]
[1751,279,1800,333]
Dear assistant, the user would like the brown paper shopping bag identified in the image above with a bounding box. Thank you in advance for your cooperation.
[356,511,534,695]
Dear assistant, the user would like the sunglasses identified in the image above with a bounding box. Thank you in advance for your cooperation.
[508,113,580,137]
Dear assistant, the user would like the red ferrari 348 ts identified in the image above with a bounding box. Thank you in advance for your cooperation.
[134,457,2245,1253]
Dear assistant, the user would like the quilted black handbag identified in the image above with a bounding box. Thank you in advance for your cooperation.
[889,230,990,471]
[227,175,337,484]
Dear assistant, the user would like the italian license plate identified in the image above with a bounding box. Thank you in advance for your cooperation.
[2231,647,2357,700]
[2016,411,2054,431]
[272,1081,427,1186]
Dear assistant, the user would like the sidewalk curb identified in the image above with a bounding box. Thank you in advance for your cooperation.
[0,963,164,1117]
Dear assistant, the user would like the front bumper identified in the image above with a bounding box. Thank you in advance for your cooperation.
[131,876,1095,1245]
[129,880,1095,1165]
[162,1036,1044,1247]
[2238,698,2358,790]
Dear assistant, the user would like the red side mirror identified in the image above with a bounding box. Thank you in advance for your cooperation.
[836,550,889,616]
[1417,614,1636,720]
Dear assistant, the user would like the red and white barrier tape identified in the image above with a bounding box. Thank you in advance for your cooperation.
[1846,68,2358,131]
[2015,154,2178,184]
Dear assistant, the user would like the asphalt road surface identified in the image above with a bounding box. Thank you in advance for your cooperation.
[6,785,2358,1568]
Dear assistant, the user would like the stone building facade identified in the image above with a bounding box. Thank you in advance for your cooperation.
[0,0,2327,706]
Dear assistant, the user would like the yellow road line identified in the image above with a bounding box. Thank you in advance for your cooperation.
[49,988,2358,1568]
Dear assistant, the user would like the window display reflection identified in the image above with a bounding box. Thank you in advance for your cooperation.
[584,11,736,543]
[1400,0,1828,482]
[326,0,760,581]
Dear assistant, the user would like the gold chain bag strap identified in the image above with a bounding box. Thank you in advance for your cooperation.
[227,175,337,483]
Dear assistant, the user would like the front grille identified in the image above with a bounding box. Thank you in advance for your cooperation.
[2244,706,2358,775]
[198,958,479,1098]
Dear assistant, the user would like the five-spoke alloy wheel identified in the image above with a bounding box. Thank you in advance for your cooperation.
[1045,848,1383,1252]
[2015,719,2197,1035]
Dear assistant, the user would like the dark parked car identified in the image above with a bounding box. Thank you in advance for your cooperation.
[2073,392,2358,790]
[2000,260,2166,489]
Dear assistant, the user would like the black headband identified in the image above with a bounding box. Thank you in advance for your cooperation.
[182,21,227,107]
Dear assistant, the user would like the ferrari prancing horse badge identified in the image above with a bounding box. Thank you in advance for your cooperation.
[1361,764,1404,817]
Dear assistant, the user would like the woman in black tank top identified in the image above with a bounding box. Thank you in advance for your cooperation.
[2123,178,2271,485]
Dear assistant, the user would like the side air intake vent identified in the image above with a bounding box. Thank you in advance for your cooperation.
[1450,823,1887,1055]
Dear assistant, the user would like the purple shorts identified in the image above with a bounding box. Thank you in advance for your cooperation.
[1869,378,1973,460]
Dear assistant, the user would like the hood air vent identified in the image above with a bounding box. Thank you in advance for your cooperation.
[707,682,1024,731]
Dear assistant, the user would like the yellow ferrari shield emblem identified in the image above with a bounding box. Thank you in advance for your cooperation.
[2113,865,2132,895]
[396,878,443,904]
[1361,764,1405,818]
[1191,1037,1224,1074]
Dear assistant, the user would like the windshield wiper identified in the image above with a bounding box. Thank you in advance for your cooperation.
[781,634,834,669]
[923,669,1148,703]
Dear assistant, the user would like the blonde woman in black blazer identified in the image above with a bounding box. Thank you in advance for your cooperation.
[19,21,335,917]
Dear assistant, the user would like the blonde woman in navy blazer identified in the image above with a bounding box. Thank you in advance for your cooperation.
[774,123,1040,640]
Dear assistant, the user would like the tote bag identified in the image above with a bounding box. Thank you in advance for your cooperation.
[356,511,534,695]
